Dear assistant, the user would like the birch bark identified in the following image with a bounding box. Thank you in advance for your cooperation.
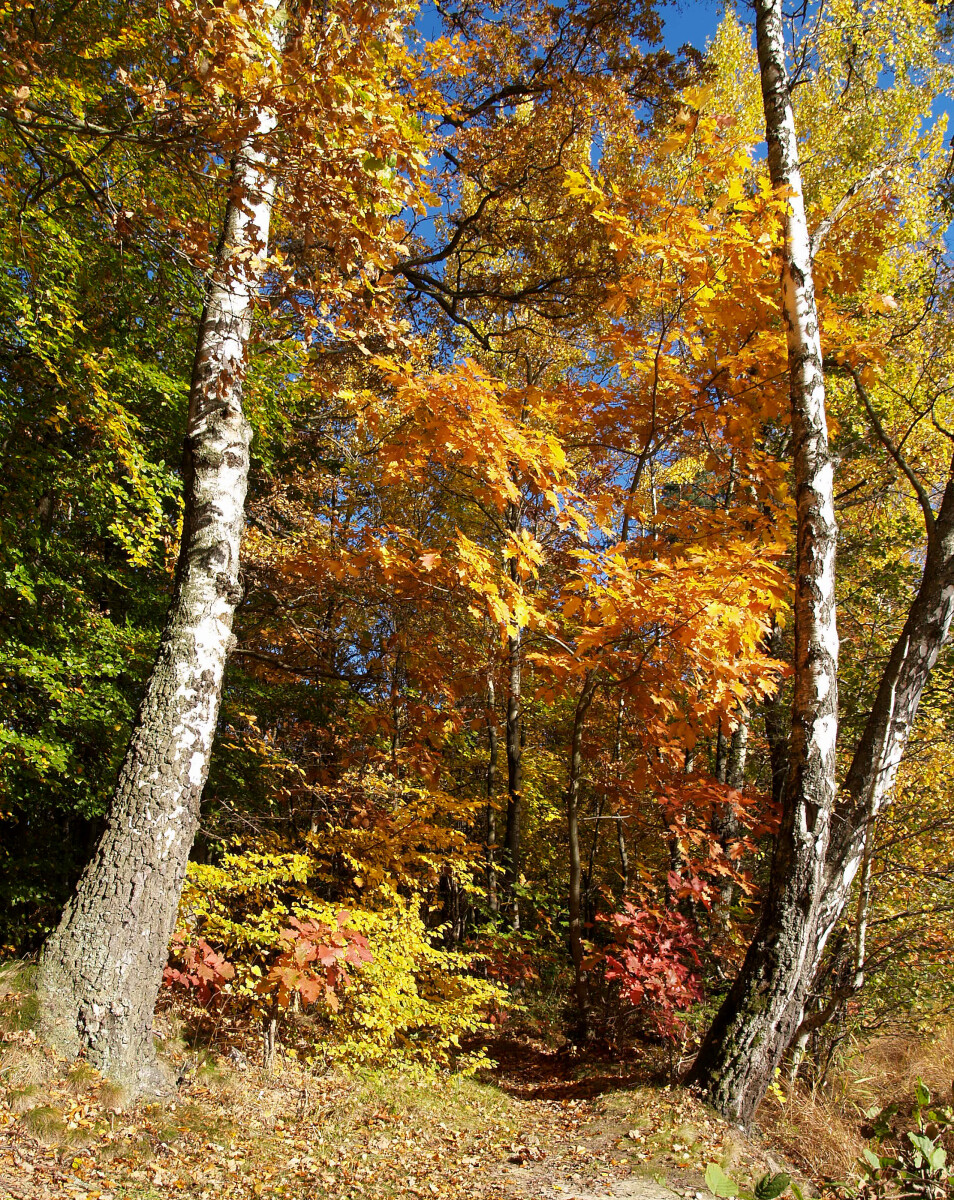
[37,3,285,1093]
[815,458,954,953]
[686,0,840,1125]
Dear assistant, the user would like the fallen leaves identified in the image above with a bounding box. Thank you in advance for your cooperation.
[2,1024,801,1200]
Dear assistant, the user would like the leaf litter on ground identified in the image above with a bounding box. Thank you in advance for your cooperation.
[1,1026,810,1200]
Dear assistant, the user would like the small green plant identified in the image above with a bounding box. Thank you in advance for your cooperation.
[705,1163,801,1200]
[857,1079,952,1199]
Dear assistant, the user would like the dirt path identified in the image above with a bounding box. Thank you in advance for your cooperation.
[1,1030,805,1200]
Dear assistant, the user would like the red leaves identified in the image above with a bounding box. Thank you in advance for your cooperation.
[162,935,236,1005]
[597,903,703,1041]
[163,913,372,1015]
[261,912,373,1012]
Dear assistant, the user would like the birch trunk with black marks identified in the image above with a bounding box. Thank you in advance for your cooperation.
[687,0,840,1126]
[567,673,598,1038]
[37,15,283,1092]
[814,455,954,959]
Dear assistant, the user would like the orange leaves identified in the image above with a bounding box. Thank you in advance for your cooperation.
[263,914,373,1013]
[555,532,787,732]
[368,358,576,513]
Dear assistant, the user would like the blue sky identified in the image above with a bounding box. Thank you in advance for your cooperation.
[660,0,725,53]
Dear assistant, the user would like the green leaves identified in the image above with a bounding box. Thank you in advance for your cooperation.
[705,1165,793,1200]
[705,1164,739,1198]
[753,1172,791,1200]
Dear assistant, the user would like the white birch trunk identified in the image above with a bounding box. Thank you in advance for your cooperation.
[687,0,839,1125]
[813,458,954,952]
[37,4,284,1093]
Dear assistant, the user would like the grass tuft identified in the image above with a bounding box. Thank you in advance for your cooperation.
[18,1102,66,1142]
[66,1061,101,1093]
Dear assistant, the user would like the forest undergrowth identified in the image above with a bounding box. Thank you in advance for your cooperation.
[3,965,950,1200]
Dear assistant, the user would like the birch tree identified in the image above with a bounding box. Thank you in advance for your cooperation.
[688,0,954,1126]
[36,0,287,1093]
[34,0,423,1092]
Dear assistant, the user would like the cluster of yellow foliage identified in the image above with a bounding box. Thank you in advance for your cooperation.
[171,794,503,1072]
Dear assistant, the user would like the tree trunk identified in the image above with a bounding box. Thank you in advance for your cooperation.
[714,720,729,784]
[503,602,523,930]
[37,19,282,1093]
[486,674,500,915]
[713,718,747,929]
[687,0,840,1126]
[693,437,954,1124]
[567,672,598,1039]
[764,621,789,811]
[726,722,748,791]
[814,456,954,954]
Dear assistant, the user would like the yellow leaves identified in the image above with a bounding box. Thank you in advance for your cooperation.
[563,166,604,204]
[681,84,713,112]
[505,528,545,581]
[869,293,899,314]
[658,134,691,159]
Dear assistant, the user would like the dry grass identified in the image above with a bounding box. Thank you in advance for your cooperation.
[17,1102,67,1142]
[853,1027,954,1105]
[760,1081,868,1182]
[759,1025,954,1185]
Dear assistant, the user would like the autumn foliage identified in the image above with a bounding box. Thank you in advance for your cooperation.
[2,0,954,1098]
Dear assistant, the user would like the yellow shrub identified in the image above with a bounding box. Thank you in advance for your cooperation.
[327,895,502,1073]
[170,847,504,1073]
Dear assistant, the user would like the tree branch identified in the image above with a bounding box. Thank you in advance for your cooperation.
[846,363,936,540]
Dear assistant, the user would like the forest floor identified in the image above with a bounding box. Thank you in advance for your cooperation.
[0,1017,811,1200]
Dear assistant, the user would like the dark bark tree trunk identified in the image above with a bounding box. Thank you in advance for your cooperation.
[503,596,524,930]
[486,675,500,915]
[36,29,282,1093]
[713,718,747,929]
[687,0,840,1126]
[438,865,465,944]
[567,672,598,1038]
[764,623,790,812]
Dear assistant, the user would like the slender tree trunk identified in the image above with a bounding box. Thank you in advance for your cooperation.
[616,813,630,896]
[486,674,499,915]
[37,13,283,1092]
[567,672,598,1038]
[714,720,729,784]
[726,722,748,791]
[503,578,524,929]
[687,0,840,1125]
[763,621,789,810]
[713,718,747,928]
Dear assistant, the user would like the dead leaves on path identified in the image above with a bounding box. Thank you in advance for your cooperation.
[1,1028,781,1200]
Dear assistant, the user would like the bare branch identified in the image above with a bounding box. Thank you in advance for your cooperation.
[811,161,894,258]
